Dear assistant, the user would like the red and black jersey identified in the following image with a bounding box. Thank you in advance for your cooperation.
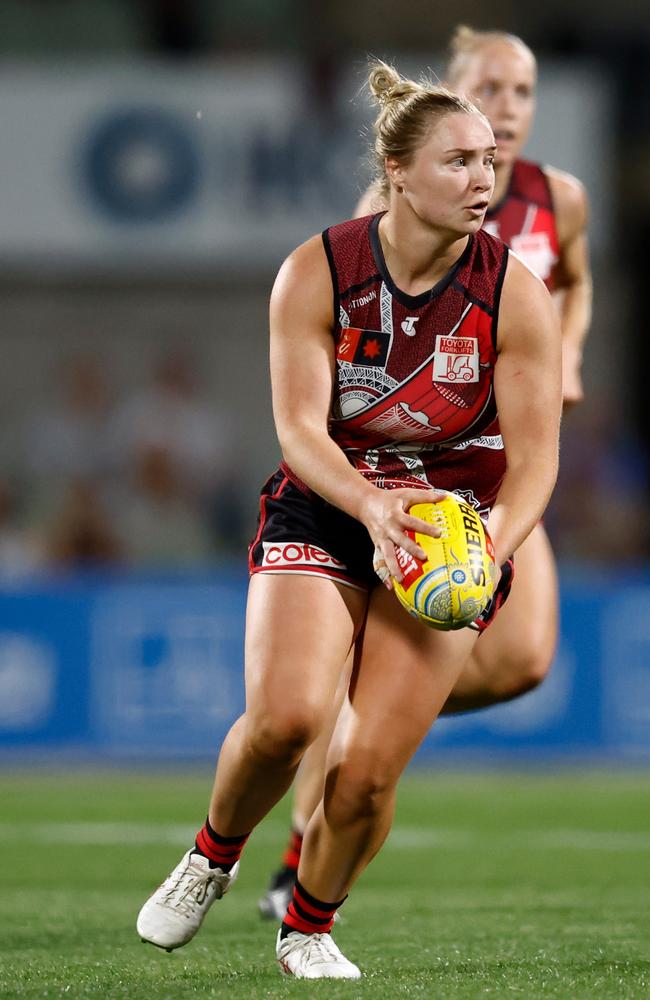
[310,214,509,515]
[483,159,559,290]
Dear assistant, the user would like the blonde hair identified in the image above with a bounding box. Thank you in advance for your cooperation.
[447,25,536,87]
[368,60,485,199]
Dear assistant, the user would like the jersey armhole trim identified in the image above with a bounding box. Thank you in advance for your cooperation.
[540,166,561,250]
[491,246,510,351]
[321,229,340,335]
[541,164,554,207]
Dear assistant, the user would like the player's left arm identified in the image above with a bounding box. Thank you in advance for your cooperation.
[547,167,592,407]
[488,253,562,565]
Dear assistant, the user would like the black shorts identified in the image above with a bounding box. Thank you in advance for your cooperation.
[248,468,376,591]
[248,467,514,630]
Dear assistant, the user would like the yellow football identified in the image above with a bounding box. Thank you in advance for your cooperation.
[392,495,496,630]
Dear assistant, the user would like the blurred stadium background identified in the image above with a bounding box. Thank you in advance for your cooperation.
[1,0,649,764]
[0,3,649,995]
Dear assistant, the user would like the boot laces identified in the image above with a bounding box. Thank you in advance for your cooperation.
[162,862,217,915]
[301,933,342,966]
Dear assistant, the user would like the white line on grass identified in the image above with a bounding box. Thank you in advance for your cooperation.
[2,822,650,852]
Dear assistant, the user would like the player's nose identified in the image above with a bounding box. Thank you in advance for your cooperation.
[496,88,518,117]
[472,164,493,191]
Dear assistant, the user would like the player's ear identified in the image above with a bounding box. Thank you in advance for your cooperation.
[385,156,406,194]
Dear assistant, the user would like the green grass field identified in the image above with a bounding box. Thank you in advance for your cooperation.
[1,768,649,999]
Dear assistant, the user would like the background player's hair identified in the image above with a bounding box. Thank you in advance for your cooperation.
[446,25,536,86]
[367,59,484,199]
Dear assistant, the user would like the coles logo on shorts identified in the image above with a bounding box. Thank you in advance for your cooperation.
[262,542,346,571]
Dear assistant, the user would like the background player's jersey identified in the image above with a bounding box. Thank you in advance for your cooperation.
[482,159,560,290]
[315,214,509,515]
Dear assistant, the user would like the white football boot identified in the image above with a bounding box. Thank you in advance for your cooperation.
[137,849,239,951]
[259,878,341,924]
[258,867,295,921]
[258,882,294,921]
[276,929,361,979]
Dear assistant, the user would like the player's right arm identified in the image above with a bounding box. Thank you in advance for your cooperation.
[269,237,444,580]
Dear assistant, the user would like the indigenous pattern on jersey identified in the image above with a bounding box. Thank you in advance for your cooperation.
[482,159,559,289]
[317,214,509,515]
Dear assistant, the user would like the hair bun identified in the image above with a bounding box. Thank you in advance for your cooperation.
[450,24,477,56]
[368,61,405,107]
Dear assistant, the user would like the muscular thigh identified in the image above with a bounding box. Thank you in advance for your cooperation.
[472,522,558,673]
[244,574,367,725]
[342,586,478,776]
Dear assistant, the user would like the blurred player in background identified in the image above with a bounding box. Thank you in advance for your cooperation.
[259,26,591,921]
[136,60,561,978]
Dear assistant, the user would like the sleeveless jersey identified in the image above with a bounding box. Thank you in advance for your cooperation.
[318,214,509,516]
[483,159,559,290]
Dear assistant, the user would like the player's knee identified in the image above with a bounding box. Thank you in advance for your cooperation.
[247,709,320,765]
[524,649,553,690]
[498,648,552,700]
[324,759,394,827]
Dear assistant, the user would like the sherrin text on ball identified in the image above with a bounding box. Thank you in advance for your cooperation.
[392,494,496,629]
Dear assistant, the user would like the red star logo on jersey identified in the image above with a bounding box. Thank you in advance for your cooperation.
[363,338,381,360]
[336,328,389,367]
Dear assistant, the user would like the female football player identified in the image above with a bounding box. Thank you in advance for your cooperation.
[136,60,561,978]
[259,27,591,920]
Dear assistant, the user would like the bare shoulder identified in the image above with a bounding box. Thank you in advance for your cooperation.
[503,249,551,299]
[545,166,589,243]
[271,233,332,315]
[498,251,557,346]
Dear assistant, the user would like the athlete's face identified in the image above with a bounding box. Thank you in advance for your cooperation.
[454,41,536,167]
[389,112,496,235]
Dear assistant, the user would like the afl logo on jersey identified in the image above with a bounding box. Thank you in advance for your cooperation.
[432,335,480,384]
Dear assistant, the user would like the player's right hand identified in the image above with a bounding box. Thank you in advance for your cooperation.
[361,487,447,585]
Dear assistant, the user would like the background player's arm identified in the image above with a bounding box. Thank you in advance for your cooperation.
[547,167,592,406]
[487,254,562,564]
[353,181,387,218]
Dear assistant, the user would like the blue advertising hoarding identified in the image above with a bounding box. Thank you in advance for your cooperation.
[0,568,648,761]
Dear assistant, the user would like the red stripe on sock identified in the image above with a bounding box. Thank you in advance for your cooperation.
[283,904,335,935]
[292,884,335,920]
[282,885,337,935]
[282,831,303,871]
[195,826,249,866]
